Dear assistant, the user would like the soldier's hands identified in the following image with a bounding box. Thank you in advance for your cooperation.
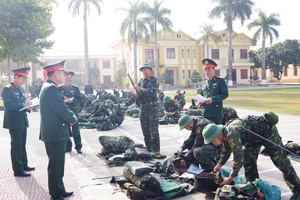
[133,92,139,98]
[204,98,212,104]
[133,85,141,91]
[214,163,222,172]
[64,98,73,103]
[219,176,234,187]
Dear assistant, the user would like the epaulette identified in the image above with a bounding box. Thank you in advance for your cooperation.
[72,84,79,88]
[5,83,12,88]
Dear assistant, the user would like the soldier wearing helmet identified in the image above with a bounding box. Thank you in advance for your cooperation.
[177,115,221,172]
[132,63,165,159]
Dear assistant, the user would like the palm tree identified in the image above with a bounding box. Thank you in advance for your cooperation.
[117,0,150,83]
[248,10,280,85]
[68,0,103,83]
[209,0,254,86]
[146,0,172,80]
[196,23,221,58]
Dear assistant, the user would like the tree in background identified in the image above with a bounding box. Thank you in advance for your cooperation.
[68,0,103,83]
[114,60,127,88]
[209,0,254,86]
[0,0,54,82]
[249,40,300,82]
[117,0,150,83]
[196,23,221,58]
[248,10,281,85]
[146,0,172,81]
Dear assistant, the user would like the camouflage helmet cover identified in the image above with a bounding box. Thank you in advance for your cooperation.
[263,111,279,125]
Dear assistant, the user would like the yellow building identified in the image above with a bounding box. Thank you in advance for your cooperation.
[111,28,254,87]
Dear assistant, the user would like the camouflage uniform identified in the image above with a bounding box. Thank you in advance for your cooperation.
[174,92,186,110]
[159,99,181,125]
[107,104,124,127]
[241,115,300,193]
[222,106,239,125]
[218,119,244,178]
[181,116,221,172]
[137,76,160,153]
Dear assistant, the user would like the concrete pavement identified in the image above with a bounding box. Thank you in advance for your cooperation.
[1,104,300,199]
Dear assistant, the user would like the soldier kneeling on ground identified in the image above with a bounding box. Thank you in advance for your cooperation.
[104,99,124,128]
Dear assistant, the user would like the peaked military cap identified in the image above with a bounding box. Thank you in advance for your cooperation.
[65,71,75,80]
[202,58,217,69]
[12,67,31,77]
[43,60,66,73]
[139,62,152,71]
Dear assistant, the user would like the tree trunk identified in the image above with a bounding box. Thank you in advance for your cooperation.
[154,23,160,81]
[7,57,11,82]
[133,19,138,83]
[261,37,267,85]
[83,4,90,84]
[227,21,233,87]
[206,37,209,58]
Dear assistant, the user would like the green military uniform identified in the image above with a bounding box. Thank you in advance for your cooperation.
[60,82,83,152]
[203,120,244,178]
[159,96,181,125]
[105,99,124,128]
[174,88,186,110]
[2,81,30,173]
[136,64,161,155]
[40,61,77,200]
[200,58,228,124]
[84,82,93,95]
[241,114,300,196]
[179,115,221,172]
[200,75,228,124]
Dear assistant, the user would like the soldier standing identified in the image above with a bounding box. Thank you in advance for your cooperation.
[60,71,83,154]
[199,58,228,124]
[1,67,35,177]
[84,81,93,95]
[133,63,166,159]
[39,60,77,199]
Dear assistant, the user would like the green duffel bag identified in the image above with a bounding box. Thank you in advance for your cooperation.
[123,167,162,194]
[124,183,161,200]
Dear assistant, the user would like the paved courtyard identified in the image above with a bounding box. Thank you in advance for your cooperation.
[0,97,300,199]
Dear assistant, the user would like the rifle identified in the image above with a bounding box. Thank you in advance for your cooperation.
[127,73,141,107]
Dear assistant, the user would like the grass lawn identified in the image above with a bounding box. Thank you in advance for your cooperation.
[182,87,300,116]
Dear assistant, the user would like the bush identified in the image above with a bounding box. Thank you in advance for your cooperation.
[191,71,202,83]
[249,75,260,81]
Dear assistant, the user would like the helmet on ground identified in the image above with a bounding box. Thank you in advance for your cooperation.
[203,124,224,144]
[178,115,194,131]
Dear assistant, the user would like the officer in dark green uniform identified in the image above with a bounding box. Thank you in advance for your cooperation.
[39,60,77,200]
[133,63,166,159]
[1,67,35,177]
[200,58,228,124]
[60,72,83,154]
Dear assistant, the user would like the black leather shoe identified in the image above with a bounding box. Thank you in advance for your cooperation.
[24,166,35,171]
[76,149,82,154]
[62,191,73,198]
[14,171,31,177]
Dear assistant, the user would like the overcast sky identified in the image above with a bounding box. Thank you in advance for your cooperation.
[43,0,300,56]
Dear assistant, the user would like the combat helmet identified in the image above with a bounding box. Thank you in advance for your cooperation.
[139,62,152,71]
[203,124,224,144]
[105,99,114,106]
[178,115,194,131]
[263,112,279,125]
[163,96,171,103]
